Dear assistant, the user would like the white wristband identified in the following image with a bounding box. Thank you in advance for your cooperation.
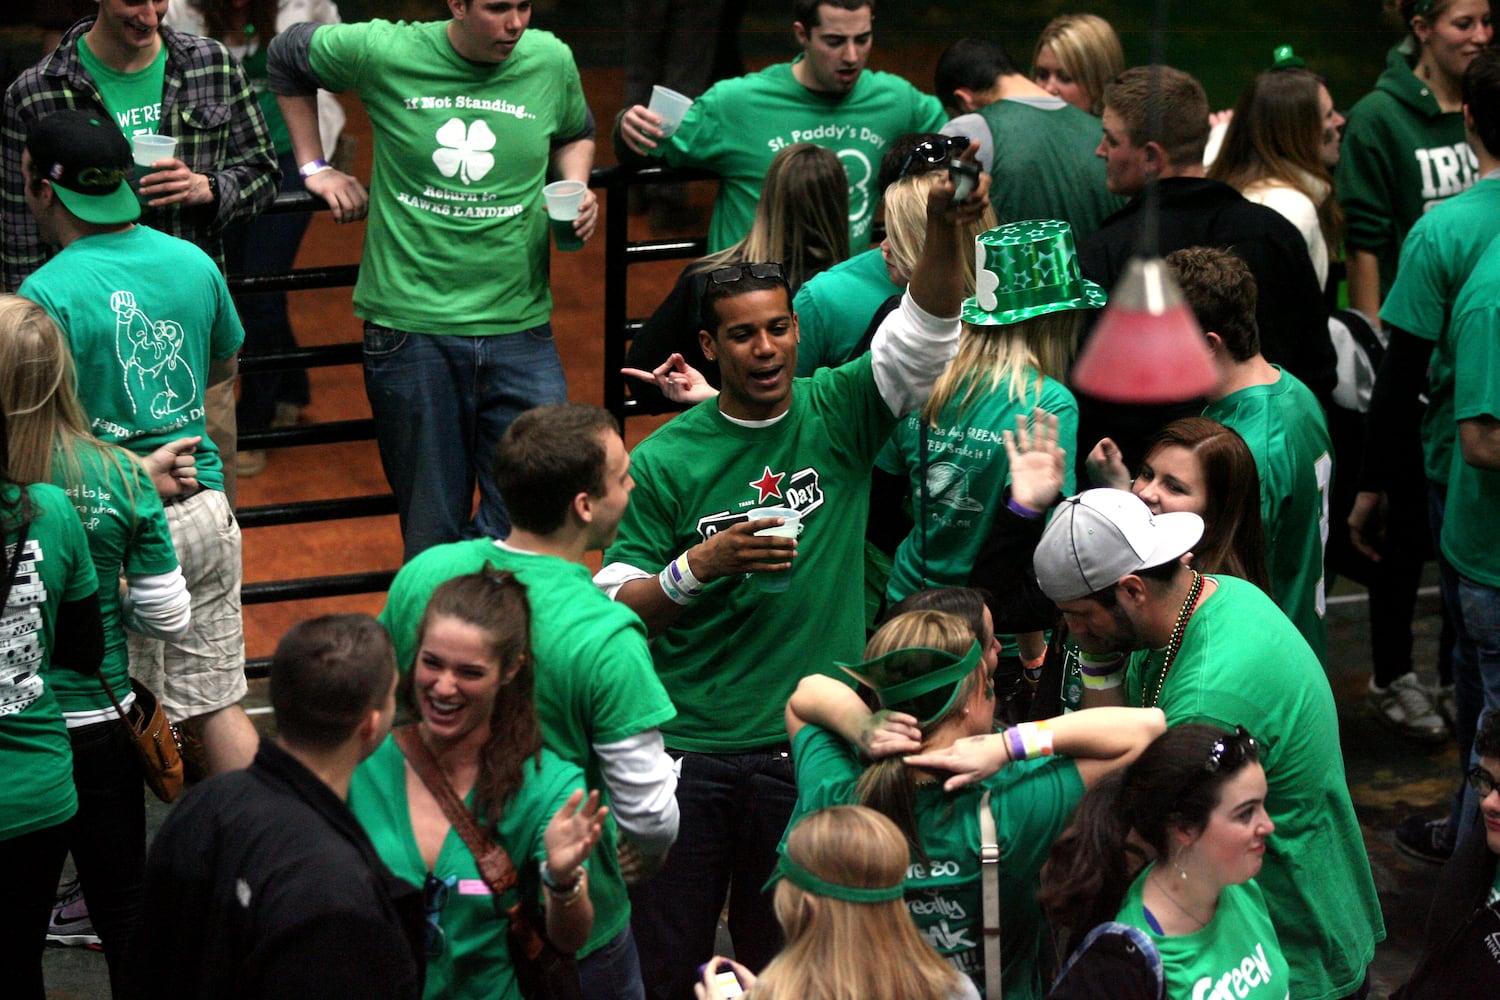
[298,158,331,179]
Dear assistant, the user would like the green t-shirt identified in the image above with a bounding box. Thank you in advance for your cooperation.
[349,737,585,1000]
[1125,575,1382,1000]
[878,372,1077,604]
[786,725,1083,1000]
[793,248,902,376]
[1380,177,1500,485]
[1336,45,1478,297]
[20,225,244,492]
[969,99,1124,237]
[1117,868,1289,1000]
[1441,234,1500,588]
[656,60,947,253]
[78,35,167,138]
[1201,370,1331,663]
[309,21,587,336]
[378,538,676,955]
[48,447,178,715]
[0,483,99,840]
[605,355,897,752]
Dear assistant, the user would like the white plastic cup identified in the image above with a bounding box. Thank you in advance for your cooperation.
[130,133,177,170]
[543,180,587,251]
[648,85,694,138]
[749,506,800,593]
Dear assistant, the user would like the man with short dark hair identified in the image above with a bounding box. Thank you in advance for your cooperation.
[935,36,1121,237]
[1,0,279,287]
[1077,65,1333,474]
[598,160,984,998]
[1033,488,1382,1000]
[269,0,598,561]
[19,109,256,774]
[616,0,946,252]
[132,614,424,1000]
[378,401,677,998]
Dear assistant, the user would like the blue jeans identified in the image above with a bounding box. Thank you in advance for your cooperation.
[224,151,312,432]
[1453,572,1500,850]
[629,749,798,1000]
[578,923,645,1000]
[1430,483,1481,836]
[363,323,567,561]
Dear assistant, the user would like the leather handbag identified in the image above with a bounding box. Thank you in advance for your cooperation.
[395,726,584,1000]
[100,676,185,803]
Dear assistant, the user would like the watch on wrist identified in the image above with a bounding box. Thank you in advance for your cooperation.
[204,173,220,205]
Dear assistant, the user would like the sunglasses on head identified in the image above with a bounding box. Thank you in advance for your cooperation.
[708,262,786,285]
[898,136,969,180]
[1204,726,1258,774]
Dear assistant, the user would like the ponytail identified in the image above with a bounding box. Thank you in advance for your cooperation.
[1037,769,1147,953]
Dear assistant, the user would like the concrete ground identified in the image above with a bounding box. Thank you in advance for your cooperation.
[42,577,1462,998]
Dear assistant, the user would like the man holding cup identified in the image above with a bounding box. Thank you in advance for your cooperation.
[1,0,279,287]
[268,0,598,561]
[616,0,948,253]
[596,147,987,998]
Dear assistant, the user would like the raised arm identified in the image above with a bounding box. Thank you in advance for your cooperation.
[903,707,1166,791]
[784,674,921,757]
[870,142,990,416]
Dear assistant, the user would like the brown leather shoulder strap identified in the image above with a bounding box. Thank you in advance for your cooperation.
[394,725,518,895]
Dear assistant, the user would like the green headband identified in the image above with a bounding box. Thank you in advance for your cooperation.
[839,640,984,728]
[767,853,906,903]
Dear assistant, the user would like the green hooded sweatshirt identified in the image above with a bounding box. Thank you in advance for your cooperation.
[1336,43,1478,296]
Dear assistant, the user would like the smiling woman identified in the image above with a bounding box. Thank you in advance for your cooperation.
[1040,725,1287,1000]
[348,569,609,1000]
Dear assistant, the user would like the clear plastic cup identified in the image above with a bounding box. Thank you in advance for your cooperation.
[130,133,177,170]
[648,85,694,139]
[749,506,800,593]
[543,180,586,252]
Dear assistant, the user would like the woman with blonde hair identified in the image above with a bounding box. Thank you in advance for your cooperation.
[1208,67,1344,287]
[783,609,1166,998]
[0,294,190,994]
[697,805,979,1000]
[622,142,850,411]
[871,220,1097,670]
[1032,14,1126,116]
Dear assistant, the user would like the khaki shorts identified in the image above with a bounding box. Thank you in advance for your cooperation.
[128,489,246,718]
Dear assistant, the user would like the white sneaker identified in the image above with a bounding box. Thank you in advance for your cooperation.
[1369,674,1449,743]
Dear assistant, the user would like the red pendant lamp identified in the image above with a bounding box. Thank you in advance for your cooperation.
[1071,254,1217,403]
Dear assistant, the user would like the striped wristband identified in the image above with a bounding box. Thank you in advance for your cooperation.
[1006,721,1054,761]
[658,552,703,605]
[1077,652,1125,690]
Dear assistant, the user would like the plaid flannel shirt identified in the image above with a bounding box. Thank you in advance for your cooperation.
[2,18,280,290]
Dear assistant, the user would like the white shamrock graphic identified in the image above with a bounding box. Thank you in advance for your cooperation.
[976,257,1001,311]
[432,118,496,185]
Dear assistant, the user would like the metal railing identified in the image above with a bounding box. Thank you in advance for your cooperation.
[234,167,713,676]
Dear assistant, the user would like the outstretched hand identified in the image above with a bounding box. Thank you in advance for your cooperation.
[1004,408,1066,512]
[544,789,607,882]
[1085,437,1131,490]
[622,353,718,405]
[903,733,1013,791]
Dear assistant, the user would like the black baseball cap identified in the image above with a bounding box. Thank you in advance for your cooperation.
[25,110,140,225]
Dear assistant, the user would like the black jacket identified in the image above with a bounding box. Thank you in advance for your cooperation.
[131,739,426,1000]
[1073,178,1335,475]
[1393,813,1500,999]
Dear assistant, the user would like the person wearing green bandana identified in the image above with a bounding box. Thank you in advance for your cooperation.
[697,805,981,1000]
[784,607,1165,1000]
[1034,488,1383,1000]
